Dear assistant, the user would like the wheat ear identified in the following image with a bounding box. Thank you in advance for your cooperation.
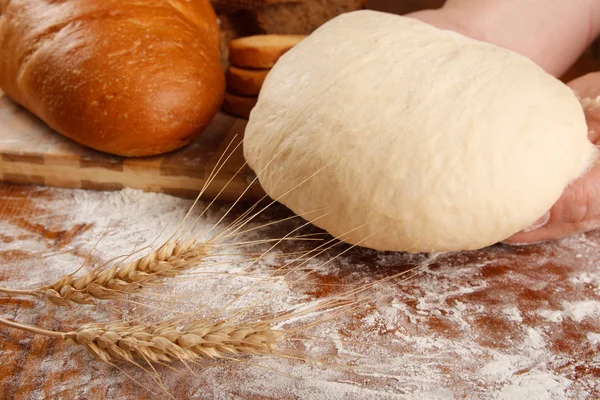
[0,316,284,364]
[38,239,209,306]
[75,321,284,363]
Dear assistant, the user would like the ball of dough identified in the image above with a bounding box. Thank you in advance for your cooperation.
[243,10,597,252]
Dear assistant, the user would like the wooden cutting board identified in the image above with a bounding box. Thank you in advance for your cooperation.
[0,91,265,201]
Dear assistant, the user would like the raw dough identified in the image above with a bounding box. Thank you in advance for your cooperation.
[243,10,597,252]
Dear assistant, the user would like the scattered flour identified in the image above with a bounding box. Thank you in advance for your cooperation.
[562,300,600,322]
[587,332,600,347]
[538,309,565,323]
[495,372,571,400]
[1,187,599,399]
[502,306,523,323]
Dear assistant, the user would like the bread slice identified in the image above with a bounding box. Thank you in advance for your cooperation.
[226,66,270,96]
[222,92,258,119]
[255,0,368,34]
[229,34,306,68]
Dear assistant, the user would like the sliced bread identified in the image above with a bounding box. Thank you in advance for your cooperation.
[226,66,270,96]
[222,92,258,119]
[229,34,306,68]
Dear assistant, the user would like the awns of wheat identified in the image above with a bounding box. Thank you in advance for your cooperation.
[39,239,210,306]
[71,320,285,364]
[0,315,285,365]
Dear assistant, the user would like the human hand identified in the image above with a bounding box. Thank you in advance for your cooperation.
[407,2,600,244]
[505,73,600,244]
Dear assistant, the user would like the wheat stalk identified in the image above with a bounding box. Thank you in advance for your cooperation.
[37,239,210,306]
[0,316,285,364]
[75,321,284,363]
[0,139,332,307]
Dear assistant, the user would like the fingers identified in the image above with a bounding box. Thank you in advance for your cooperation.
[504,157,600,244]
[569,72,600,143]
[504,217,600,244]
[504,73,600,245]
[568,71,600,100]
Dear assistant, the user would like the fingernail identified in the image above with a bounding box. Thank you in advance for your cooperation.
[522,212,551,233]
[503,238,546,246]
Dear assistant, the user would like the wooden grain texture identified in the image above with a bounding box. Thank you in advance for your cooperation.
[0,92,264,202]
[1,9,600,396]
[0,182,599,399]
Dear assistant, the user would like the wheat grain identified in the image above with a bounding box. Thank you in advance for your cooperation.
[0,316,284,365]
[38,239,210,306]
[70,320,284,363]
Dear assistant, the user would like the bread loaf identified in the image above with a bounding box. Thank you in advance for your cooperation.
[0,0,225,157]
[368,0,444,15]
[213,0,367,36]
[255,0,368,34]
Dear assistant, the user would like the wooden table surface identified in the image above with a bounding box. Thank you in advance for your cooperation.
[1,14,600,400]
[0,182,599,399]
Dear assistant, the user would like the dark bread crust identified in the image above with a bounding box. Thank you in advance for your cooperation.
[0,0,225,156]
[212,0,368,37]
[255,0,368,34]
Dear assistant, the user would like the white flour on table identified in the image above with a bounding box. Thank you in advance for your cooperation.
[1,187,599,399]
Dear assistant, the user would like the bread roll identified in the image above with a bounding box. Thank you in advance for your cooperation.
[0,0,225,157]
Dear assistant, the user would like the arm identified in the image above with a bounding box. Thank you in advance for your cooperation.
[409,0,600,77]
[506,72,600,244]
[409,1,600,244]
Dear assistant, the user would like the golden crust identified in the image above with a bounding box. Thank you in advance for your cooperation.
[0,0,225,157]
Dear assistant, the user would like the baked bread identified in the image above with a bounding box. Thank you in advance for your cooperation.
[227,66,270,96]
[368,0,444,15]
[229,34,306,68]
[222,92,258,118]
[213,0,367,36]
[0,0,225,157]
[255,0,368,34]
